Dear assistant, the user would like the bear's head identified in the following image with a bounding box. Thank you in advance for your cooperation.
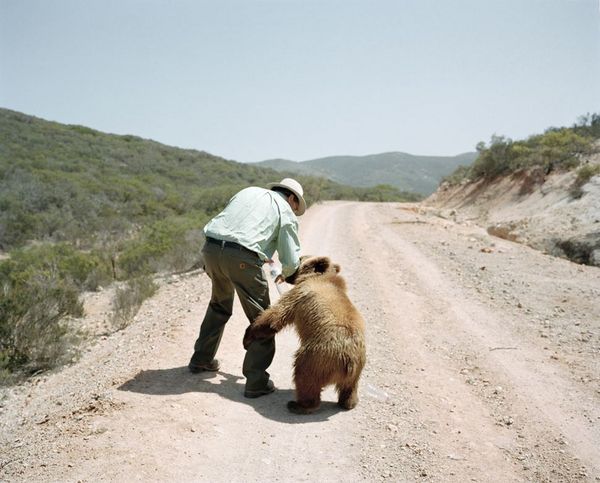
[285,255,341,285]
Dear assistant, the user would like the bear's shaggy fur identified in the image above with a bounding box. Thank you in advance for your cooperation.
[243,256,366,414]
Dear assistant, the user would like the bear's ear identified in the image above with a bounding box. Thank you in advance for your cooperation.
[333,263,341,273]
[311,256,331,273]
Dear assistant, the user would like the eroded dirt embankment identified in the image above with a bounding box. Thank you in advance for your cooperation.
[424,154,600,267]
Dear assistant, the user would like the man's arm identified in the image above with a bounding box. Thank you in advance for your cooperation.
[276,219,301,279]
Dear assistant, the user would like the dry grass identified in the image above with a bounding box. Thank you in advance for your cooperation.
[110,276,158,331]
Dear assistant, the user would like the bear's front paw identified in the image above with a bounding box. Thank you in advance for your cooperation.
[243,326,256,350]
[243,324,276,349]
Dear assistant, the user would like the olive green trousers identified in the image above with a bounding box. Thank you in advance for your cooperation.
[189,240,274,391]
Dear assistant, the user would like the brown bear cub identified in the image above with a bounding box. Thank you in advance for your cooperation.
[243,256,366,414]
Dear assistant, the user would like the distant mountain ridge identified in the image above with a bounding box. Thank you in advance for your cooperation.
[253,152,478,195]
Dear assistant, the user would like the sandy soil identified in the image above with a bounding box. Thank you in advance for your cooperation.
[1,201,599,482]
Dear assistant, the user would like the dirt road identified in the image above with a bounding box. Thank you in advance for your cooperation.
[1,202,599,482]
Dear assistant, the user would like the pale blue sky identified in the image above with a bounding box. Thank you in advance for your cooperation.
[1,0,599,162]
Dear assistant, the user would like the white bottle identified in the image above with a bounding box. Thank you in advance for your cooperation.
[267,260,286,295]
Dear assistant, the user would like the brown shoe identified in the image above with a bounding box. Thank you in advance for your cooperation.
[244,380,276,398]
[188,359,220,373]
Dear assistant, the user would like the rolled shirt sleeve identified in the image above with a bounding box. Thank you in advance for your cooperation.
[277,218,301,278]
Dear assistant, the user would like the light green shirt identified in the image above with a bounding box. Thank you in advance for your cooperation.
[204,187,301,277]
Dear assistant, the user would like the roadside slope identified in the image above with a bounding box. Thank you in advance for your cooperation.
[424,149,600,266]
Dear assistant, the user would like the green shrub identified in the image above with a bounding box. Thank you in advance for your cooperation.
[117,214,208,277]
[110,275,158,331]
[528,129,591,171]
[470,136,514,179]
[570,164,600,198]
[0,242,114,382]
[573,113,600,138]
[191,185,241,215]
[470,128,593,181]
[1,243,112,291]
[441,165,471,185]
[0,268,84,382]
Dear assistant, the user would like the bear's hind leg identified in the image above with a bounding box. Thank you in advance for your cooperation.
[289,358,323,414]
[287,397,320,414]
[337,381,359,410]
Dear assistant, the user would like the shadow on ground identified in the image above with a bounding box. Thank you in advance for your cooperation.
[118,366,344,424]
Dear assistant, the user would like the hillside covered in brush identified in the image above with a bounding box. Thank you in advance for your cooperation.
[0,108,422,253]
[253,151,477,195]
[0,109,286,252]
[0,108,419,380]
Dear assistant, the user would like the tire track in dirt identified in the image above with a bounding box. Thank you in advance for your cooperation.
[332,202,523,480]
